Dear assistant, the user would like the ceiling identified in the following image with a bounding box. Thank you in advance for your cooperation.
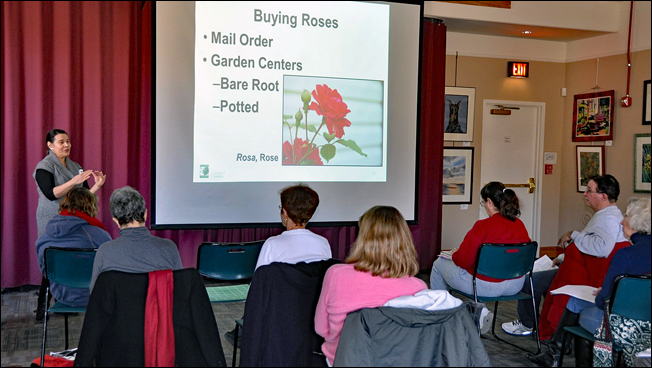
[426,1,624,43]
[435,17,612,42]
[438,18,607,42]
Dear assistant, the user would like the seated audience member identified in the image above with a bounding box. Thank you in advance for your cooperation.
[527,197,651,367]
[35,188,111,308]
[314,206,427,367]
[89,186,183,291]
[255,184,332,269]
[536,174,629,340]
[430,181,531,332]
[225,184,333,346]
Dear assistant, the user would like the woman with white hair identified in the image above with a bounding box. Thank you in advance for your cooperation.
[528,197,651,367]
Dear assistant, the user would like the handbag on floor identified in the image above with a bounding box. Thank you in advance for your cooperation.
[593,309,614,367]
[609,314,651,367]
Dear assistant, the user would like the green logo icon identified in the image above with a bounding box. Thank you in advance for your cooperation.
[200,165,209,178]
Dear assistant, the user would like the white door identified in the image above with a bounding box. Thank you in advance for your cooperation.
[480,100,545,245]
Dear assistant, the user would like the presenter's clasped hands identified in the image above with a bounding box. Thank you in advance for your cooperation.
[91,170,106,188]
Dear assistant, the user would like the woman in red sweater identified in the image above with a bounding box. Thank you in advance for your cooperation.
[430,182,531,298]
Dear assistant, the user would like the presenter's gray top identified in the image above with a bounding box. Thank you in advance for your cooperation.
[89,226,184,291]
[33,152,84,237]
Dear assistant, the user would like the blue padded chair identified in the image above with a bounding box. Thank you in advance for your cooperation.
[558,274,652,367]
[196,241,264,303]
[196,241,264,367]
[40,247,97,367]
[448,241,541,355]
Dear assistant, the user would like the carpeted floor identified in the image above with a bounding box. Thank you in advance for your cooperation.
[1,271,572,367]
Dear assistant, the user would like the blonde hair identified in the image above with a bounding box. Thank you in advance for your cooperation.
[346,206,419,278]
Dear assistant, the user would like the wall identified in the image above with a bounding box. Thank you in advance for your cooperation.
[436,1,652,254]
[441,55,565,250]
[559,50,652,233]
[440,50,651,251]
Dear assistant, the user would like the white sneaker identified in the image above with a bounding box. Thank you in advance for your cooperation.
[501,319,532,336]
[479,307,493,334]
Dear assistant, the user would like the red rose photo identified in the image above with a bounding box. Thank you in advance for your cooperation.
[282,76,384,167]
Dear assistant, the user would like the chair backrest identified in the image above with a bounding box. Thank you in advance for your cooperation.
[610,274,651,321]
[474,242,538,280]
[240,259,339,367]
[196,241,264,281]
[44,247,97,288]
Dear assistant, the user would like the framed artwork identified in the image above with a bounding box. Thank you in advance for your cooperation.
[572,90,614,142]
[643,80,651,125]
[444,87,475,142]
[576,145,605,193]
[443,147,474,204]
[634,133,651,193]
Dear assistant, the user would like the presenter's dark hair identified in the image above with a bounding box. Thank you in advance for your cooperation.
[279,184,319,226]
[481,181,521,221]
[110,186,146,225]
[45,129,68,145]
[590,174,620,203]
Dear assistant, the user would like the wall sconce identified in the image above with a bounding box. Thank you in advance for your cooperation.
[508,61,529,78]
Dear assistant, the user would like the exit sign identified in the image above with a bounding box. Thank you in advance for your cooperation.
[508,61,529,78]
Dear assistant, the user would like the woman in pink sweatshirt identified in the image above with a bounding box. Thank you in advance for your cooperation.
[314,206,427,366]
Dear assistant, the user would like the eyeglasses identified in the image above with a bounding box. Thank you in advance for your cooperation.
[585,187,603,194]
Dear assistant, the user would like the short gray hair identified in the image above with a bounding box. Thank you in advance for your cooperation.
[110,186,146,226]
[625,197,651,234]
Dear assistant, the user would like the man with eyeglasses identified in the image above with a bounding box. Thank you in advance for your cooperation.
[524,174,631,366]
[556,174,627,257]
[505,175,629,346]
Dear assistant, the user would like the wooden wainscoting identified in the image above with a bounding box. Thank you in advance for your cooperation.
[539,246,562,259]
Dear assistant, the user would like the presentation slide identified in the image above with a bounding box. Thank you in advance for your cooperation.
[194,2,389,182]
[154,1,422,227]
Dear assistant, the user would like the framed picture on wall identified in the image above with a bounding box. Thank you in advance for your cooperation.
[444,87,475,142]
[576,145,605,193]
[572,90,614,142]
[443,147,474,204]
[634,133,651,193]
[643,80,651,125]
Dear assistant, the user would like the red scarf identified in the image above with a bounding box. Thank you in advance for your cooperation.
[145,269,175,367]
[60,209,107,232]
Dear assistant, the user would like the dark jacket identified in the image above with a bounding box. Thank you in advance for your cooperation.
[240,259,340,367]
[595,233,652,309]
[74,269,226,367]
[333,304,491,367]
[36,214,111,307]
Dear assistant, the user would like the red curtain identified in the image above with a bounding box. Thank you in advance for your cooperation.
[1,2,445,288]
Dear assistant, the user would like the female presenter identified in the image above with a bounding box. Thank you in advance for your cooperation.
[33,129,106,237]
[32,129,106,321]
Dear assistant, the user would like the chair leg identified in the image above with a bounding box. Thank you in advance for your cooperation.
[530,284,541,355]
[64,314,69,350]
[232,322,239,367]
[558,330,570,367]
[40,287,49,367]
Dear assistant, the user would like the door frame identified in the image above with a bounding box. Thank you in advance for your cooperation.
[481,99,545,247]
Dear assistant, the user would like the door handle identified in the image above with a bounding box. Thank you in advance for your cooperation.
[503,177,536,194]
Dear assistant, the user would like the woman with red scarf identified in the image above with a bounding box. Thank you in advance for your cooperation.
[35,188,111,310]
